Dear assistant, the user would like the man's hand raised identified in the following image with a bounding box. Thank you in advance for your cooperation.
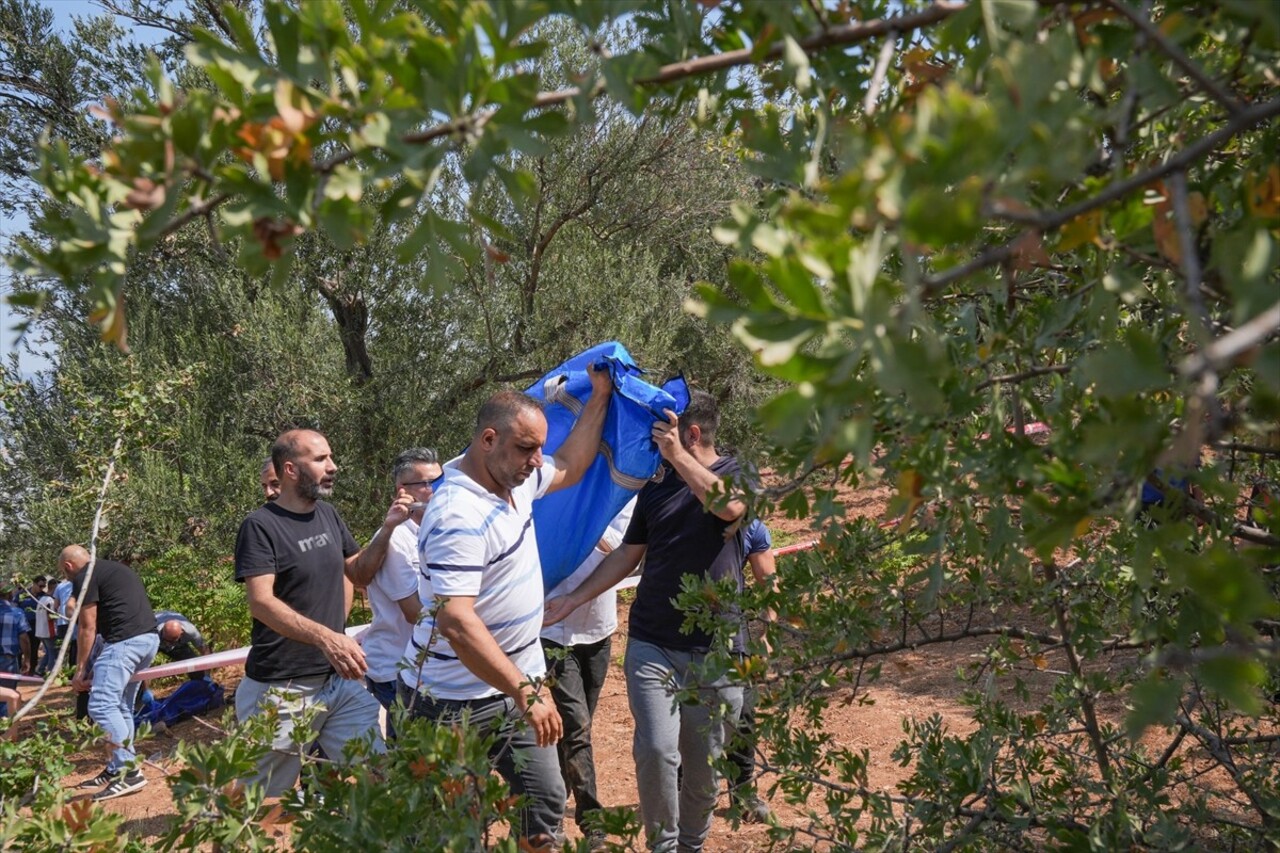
[588,361,613,400]
[383,489,414,528]
[652,409,683,462]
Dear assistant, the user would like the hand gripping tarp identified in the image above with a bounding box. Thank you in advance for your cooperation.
[526,342,689,590]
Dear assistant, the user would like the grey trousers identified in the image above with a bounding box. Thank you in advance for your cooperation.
[625,638,743,853]
[235,673,384,797]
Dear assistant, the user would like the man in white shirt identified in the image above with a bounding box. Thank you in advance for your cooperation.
[540,498,636,849]
[359,447,440,730]
[399,372,612,848]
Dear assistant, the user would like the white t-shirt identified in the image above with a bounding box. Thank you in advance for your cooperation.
[400,456,558,700]
[541,497,637,647]
[35,595,57,639]
[362,517,421,683]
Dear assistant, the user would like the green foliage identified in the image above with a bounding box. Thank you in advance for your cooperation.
[0,715,142,852]
[140,546,250,648]
[3,0,1280,849]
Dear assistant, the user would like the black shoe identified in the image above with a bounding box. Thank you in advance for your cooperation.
[76,769,117,789]
[92,771,147,801]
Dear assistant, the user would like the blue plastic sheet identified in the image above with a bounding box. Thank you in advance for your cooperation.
[527,342,689,590]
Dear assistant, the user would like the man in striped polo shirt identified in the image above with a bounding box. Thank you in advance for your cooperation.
[400,370,612,848]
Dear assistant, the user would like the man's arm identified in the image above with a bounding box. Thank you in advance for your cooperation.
[652,411,747,522]
[546,366,614,495]
[243,574,367,679]
[71,604,97,692]
[544,543,646,626]
[344,492,414,587]
[435,595,562,747]
[746,550,778,640]
[747,550,777,587]
[396,593,421,625]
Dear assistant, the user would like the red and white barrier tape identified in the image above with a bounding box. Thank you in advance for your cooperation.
[0,672,45,685]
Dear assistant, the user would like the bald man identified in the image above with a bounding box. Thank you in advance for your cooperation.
[234,428,411,797]
[58,545,158,801]
[399,371,613,848]
[154,610,211,681]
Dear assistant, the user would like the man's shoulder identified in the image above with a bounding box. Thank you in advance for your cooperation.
[423,481,498,531]
[93,559,135,583]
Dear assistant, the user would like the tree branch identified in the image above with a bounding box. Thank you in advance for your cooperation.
[924,96,1280,293]
[1211,441,1280,459]
[1177,299,1280,382]
[975,363,1071,391]
[1104,0,1246,116]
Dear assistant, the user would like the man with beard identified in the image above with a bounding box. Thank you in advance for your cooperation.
[399,374,613,849]
[260,457,281,502]
[233,429,411,797]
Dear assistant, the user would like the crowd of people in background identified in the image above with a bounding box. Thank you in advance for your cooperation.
[3,375,782,851]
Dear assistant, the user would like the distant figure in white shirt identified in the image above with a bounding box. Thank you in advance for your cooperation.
[540,498,637,850]
[356,448,441,732]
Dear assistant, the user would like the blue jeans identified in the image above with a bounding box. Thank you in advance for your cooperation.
[366,677,398,738]
[37,637,57,675]
[625,638,743,853]
[88,631,159,773]
[399,684,566,844]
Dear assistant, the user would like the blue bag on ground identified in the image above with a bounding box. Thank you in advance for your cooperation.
[134,678,226,728]
[526,342,689,590]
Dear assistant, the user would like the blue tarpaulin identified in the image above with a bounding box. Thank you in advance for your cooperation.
[526,342,688,590]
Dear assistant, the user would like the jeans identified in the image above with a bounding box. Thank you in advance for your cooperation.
[399,685,566,844]
[625,638,743,853]
[88,631,160,774]
[235,673,384,797]
[543,636,612,829]
[37,637,57,675]
[728,684,760,796]
[365,676,399,739]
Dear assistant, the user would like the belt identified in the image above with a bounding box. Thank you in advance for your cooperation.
[410,635,540,662]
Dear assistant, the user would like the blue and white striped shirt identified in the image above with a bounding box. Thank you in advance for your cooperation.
[400,456,557,700]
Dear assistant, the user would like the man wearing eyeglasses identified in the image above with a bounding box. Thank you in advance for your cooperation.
[356,447,441,729]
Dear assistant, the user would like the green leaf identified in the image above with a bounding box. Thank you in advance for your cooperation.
[1125,671,1184,739]
[1198,654,1265,716]
[1076,329,1170,397]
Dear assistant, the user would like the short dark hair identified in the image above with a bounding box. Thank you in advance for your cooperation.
[270,429,322,479]
[393,447,440,482]
[474,390,544,437]
[681,390,719,447]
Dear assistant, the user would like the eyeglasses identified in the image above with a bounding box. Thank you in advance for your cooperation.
[399,480,435,489]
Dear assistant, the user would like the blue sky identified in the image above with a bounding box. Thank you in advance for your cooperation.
[1,0,140,376]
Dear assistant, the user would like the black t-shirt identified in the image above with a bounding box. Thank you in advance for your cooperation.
[70,559,156,644]
[234,501,358,682]
[624,455,748,652]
